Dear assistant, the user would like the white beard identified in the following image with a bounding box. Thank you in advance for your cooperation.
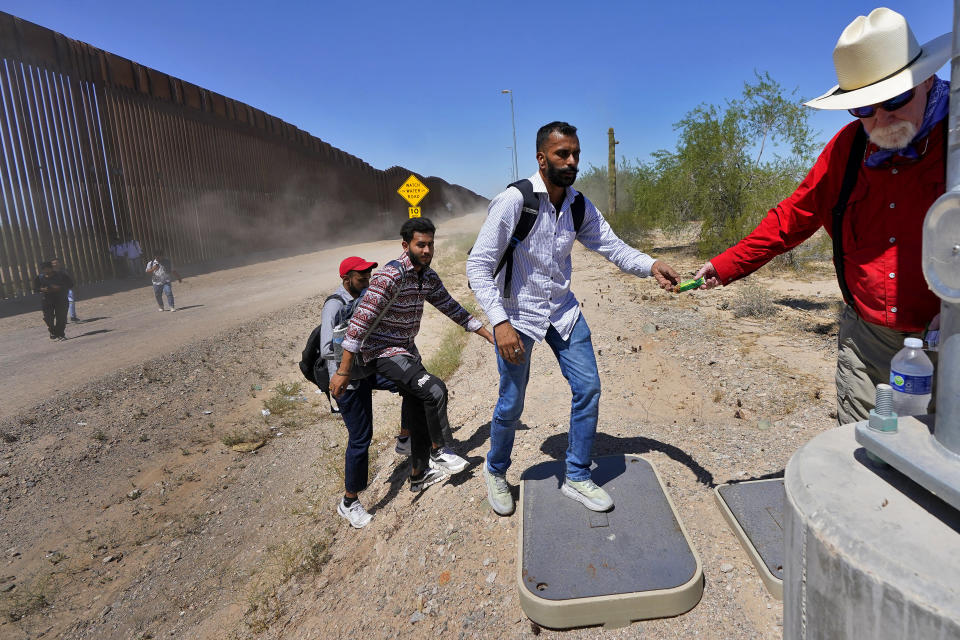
[868,121,918,150]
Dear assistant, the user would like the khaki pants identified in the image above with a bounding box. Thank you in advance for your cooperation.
[835,305,936,425]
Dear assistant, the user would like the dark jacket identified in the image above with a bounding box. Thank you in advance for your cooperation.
[33,272,73,302]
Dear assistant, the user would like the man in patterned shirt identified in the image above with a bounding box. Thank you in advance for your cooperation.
[467,121,680,516]
[331,218,495,492]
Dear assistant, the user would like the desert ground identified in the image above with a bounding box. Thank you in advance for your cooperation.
[0,212,843,639]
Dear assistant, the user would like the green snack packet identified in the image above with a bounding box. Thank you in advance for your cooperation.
[674,276,704,293]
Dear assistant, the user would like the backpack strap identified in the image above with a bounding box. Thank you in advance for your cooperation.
[357,260,406,356]
[571,192,585,234]
[494,179,540,298]
[831,124,867,312]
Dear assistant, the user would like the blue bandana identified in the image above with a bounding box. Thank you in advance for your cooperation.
[865,76,950,168]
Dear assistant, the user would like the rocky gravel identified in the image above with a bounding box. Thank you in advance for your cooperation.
[1,227,842,639]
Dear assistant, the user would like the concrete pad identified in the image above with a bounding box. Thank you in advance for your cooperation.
[714,479,784,600]
[784,424,960,640]
[517,454,703,629]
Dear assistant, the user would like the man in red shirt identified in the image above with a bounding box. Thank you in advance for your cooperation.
[694,8,949,424]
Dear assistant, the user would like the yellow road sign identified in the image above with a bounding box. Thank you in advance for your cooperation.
[397,175,429,206]
[408,207,421,218]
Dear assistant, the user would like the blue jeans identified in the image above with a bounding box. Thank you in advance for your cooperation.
[153,282,174,308]
[486,314,601,481]
[336,374,400,494]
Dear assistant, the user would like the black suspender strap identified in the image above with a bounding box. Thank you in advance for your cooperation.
[831,125,867,311]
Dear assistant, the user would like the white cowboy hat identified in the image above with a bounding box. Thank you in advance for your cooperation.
[805,7,952,110]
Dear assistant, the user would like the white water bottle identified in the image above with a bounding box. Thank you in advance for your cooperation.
[889,337,934,416]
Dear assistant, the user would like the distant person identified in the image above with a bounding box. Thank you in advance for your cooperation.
[320,256,412,528]
[467,121,680,516]
[125,238,143,277]
[693,8,949,425]
[145,249,182,312]
[330,218,496,493]
[33,260,73,341]
[109,235,126,277]
[50,257,80,322]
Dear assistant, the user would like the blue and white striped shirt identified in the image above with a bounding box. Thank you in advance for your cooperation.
[467,172,656,342]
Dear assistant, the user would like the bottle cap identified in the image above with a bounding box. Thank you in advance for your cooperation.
[904,337,923,349]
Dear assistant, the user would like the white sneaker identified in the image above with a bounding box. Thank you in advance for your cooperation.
[169,307,177,312]
[483,464,515,516]
[394,436,411,456]
[561,477,614,512]
[337,499,372,528]
[157,307,165,312]
[429,447,468,474]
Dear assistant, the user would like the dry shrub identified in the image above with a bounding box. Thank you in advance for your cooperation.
[732,284,777,318]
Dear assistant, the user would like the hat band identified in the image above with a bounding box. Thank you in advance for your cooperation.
[833,48,924,95]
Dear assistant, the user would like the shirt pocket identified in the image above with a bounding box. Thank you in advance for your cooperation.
[554,215,578,255]
[842,180,870,253]
[917,162,945,206]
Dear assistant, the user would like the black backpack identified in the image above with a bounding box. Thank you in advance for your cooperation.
[478,178,586,298]
[298,260,406,410]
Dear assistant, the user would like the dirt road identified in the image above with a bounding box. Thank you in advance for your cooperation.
[0,213,843,639]
[0,215,485,422]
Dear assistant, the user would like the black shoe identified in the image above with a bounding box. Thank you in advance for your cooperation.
[57,336,67,341]
[70,316,80,322]
[409,468,447,492]
[49,334,57,340]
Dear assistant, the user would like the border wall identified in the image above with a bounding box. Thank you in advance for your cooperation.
[0,12,486,298]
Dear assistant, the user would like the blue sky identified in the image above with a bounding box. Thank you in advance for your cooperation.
[1,1,952,198]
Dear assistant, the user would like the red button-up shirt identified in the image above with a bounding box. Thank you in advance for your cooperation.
[711,120,944,332]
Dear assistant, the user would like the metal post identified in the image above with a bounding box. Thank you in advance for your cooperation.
[934,0,960,454]
[502,89,518,181]
[608,127,618,216]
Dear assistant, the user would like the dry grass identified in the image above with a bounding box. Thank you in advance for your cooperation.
[221,426,271,447]
[424,300,481,381]
[731,283,778,318]
[0,575,52,622]
[244,528,334,634]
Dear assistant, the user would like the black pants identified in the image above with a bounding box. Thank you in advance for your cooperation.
[42,297,68,338]
[334,373,402,494]
[373,354,451,475]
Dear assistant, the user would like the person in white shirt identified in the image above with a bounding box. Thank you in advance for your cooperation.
[145,249,182,312]
[467,121,680,516]
[125,239,143,277]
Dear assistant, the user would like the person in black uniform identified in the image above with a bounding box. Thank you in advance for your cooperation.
[33,261,73,341]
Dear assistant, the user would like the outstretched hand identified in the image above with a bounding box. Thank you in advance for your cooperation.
[694,261,722,289]
[650,260,680,291]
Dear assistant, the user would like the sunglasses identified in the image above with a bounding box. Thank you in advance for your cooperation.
[847,88,916,118]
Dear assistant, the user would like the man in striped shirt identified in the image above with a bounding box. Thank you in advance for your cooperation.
[332,218,495,492]
[467,121,680,516]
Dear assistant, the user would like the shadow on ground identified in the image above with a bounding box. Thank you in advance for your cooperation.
[540,432,717,487]
[74,329,113,338]
[775,296,835,312]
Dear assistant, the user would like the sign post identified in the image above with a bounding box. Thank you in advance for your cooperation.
[397,175,429,217]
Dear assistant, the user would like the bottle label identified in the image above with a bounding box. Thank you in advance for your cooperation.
[890,370,933,394]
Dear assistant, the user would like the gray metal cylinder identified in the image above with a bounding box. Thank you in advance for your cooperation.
[935,302,960,453]
[935,4,960,454]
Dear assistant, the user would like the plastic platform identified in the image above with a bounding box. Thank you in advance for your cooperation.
[517,454,703,629]
[714,478,784,600]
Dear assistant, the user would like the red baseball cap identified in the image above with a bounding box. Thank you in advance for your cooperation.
[339,256,378,278]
